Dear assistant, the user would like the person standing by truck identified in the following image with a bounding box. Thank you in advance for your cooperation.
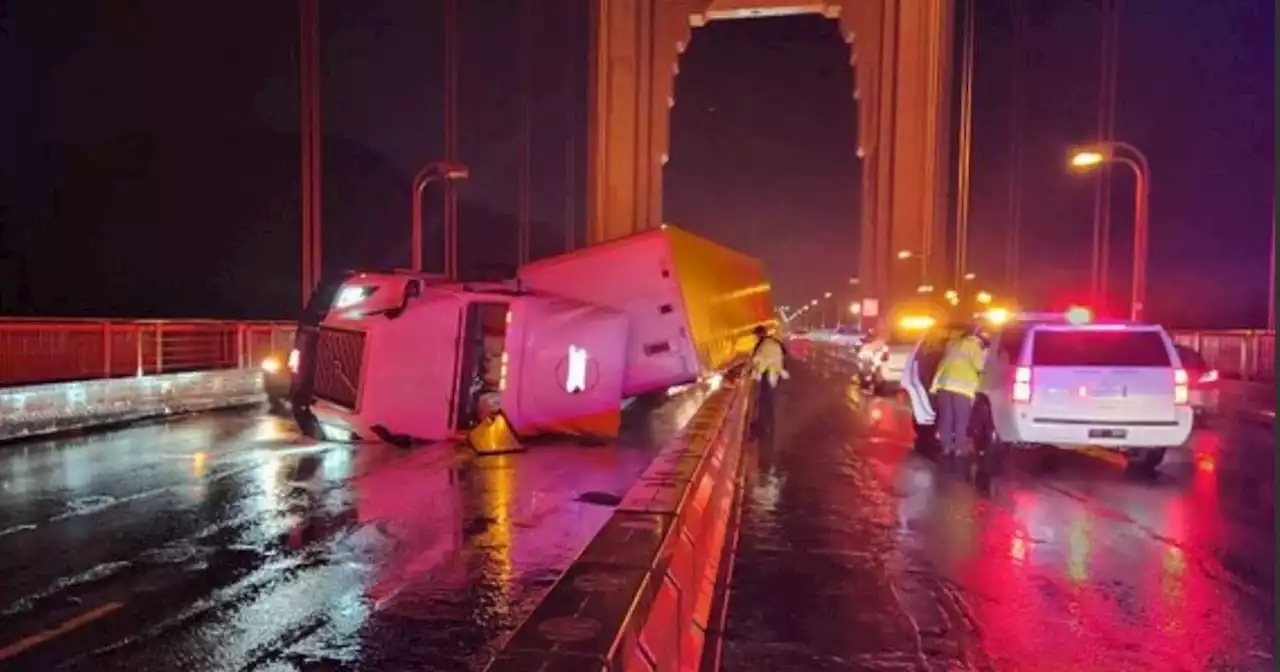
[749,325,788,436]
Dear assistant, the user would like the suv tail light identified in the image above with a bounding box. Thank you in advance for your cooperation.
[1173,369,1189,405]
[1198,369,1219,384]
[1012,366,1033,403]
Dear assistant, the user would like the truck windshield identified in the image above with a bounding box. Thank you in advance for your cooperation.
[1031,330,1171,367]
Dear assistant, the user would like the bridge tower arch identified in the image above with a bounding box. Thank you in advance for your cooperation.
[587,0,955,302]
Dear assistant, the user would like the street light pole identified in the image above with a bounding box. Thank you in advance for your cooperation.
[1269,201,1275,330]
[298,0,322,306]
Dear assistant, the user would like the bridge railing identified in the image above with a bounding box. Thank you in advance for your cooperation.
[1,321,1270,388]
[1170,329,1274,382]
[0,319,296,388]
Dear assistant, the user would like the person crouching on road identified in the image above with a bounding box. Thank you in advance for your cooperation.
[750,325,788,435]
[930,326,991,471]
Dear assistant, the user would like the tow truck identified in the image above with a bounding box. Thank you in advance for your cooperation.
[289,226,773,446]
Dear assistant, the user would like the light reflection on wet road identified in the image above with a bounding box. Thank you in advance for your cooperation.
[0,388,707,671]
[720,351,1275,671]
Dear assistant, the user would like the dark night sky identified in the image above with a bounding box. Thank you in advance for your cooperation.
[1,0,1273,327]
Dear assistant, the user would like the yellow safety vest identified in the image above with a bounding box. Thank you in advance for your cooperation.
[930,335,985,398]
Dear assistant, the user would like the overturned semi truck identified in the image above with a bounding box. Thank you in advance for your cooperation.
[288,225,774,444]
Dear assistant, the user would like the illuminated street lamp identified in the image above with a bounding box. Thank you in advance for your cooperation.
[917,284,935,294]
[1070,151,1106,168]
[1068,141,1151,321]
[975,290,993,305]
[963,272,977,281]
[848,302,862,315]
[412,160,471,275]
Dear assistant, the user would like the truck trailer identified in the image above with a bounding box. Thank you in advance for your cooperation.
[518,225,773,397]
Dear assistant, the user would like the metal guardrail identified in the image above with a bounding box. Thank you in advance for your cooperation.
[1170,329,1274,382]
[0,319,296,388]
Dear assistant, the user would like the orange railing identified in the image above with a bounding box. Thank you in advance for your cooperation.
[1169,329,1275,382]
[0,319,296,388]
[0,321,1269,388]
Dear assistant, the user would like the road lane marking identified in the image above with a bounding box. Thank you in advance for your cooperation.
[0,601,123,661]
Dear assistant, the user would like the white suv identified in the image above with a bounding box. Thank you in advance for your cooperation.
[974,320,1193,470]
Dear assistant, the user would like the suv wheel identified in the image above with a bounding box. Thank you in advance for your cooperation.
[1125,447,1166,472]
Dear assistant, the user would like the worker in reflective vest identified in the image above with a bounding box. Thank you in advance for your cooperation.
[750,326,788,436]
[930,327,990,468]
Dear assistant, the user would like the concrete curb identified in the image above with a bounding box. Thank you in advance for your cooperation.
[0,370,265,443]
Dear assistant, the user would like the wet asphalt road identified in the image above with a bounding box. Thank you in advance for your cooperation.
[0,388,708,671]
[719,348,1275,671]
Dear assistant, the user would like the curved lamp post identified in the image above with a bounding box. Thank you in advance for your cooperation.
[412,160,470,276]
[1069,141,1150,321]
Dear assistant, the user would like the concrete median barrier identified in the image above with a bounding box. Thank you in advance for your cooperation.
[486,371,754,671]
[0,370,265,442]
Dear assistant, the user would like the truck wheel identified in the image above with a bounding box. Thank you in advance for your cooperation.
[1125,447,1166,473]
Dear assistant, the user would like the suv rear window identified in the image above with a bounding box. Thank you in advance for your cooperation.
[1031,330,1171,367]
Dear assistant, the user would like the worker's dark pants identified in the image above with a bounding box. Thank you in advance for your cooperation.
[752,379,776,436]
[936,390,974,456]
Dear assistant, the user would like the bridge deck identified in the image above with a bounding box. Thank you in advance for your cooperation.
[0,390,708,671]
[715,354,1275,671]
